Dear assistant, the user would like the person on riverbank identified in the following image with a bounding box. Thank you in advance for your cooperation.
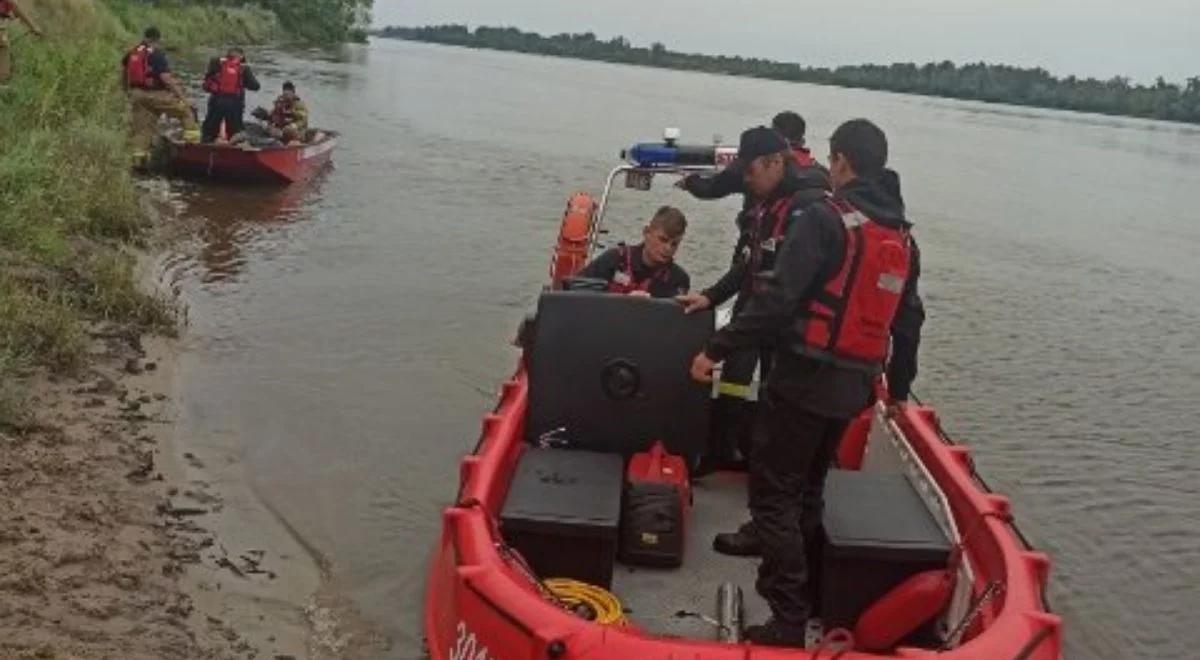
[577,205,690,298]
[689,119,924,646]
[201,47,260,143]
[255,80,310,144]
[676,125,830,483]
[123,26,200,163]
[0,0,43,84]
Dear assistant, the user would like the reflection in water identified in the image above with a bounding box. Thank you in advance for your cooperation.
[178,173,328,283]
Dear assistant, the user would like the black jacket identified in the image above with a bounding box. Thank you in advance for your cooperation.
[700,163,831,315]
[577,243,690,299]
[705,173,924,415]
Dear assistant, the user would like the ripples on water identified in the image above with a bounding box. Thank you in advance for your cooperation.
[160,40,1199,659]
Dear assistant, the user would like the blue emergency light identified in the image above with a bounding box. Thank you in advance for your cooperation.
[620,129,737,169]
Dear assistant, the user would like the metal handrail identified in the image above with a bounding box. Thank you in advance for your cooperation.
[588,163,723,258]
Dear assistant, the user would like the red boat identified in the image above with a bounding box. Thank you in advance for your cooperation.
[166,131,337,184]
[424,137,1062,659]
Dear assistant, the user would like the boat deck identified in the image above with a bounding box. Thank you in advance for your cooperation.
[609,416,916,641]
[611,470,769,638]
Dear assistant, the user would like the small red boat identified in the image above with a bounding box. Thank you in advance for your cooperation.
[166,131,337,184]
[423,137,1062,659]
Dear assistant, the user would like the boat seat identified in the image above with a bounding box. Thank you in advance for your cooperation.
[526,291,714,464]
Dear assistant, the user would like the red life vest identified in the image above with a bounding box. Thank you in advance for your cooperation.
[124,44,154,89]
[206,56,244,95]
[797,199,912,369]
[607,244,666,295]
[739,191,819,298]
[271,97,298,126]
[790,146,817,168]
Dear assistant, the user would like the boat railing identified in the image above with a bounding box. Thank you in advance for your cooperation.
[589,164,721,257]
[908,392,1055,616]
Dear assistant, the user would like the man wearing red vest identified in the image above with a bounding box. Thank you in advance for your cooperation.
[676,126,829,479]
[0,0,42,85]
[690,119,924,646]
[123,26,200,164]
[677,111,827,205]
[201,47,261,143]
[576,205,691,298]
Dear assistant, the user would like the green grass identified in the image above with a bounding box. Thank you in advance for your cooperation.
[0,0,279,429]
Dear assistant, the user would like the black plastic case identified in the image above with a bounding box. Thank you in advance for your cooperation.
[500,446,624,588]
[820,469,953,641]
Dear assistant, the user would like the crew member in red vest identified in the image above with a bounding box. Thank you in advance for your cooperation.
[122,26,200,164]
[676,126,829,479]
[201,47,261,143]
[576,206,691,299]
[0,0,42,84]
[690,119,924,646]
[677,111,827,207]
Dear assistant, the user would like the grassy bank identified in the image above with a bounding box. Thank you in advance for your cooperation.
[0,0,279,429]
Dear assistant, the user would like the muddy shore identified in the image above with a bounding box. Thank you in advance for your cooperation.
[0,323,319,659]
[0,210,386,660]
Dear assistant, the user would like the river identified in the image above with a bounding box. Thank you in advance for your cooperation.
[161,38,1200,659]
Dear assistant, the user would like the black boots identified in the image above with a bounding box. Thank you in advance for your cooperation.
[712,519,761,556]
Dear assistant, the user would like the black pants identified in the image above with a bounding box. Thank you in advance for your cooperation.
[202,95,245,143]
[750,381,849,625]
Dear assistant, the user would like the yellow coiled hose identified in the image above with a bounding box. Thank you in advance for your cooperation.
[543,578,628,626]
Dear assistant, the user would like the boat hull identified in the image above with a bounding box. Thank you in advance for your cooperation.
[167,132,337,184]
[422,368,1062,659]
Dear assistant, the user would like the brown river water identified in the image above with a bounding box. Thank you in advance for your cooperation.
[160,38,1200,659]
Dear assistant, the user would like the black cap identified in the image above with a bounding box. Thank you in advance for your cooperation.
[732,126,789,168]
[282,81,296,91]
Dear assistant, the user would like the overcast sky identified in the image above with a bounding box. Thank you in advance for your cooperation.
[373,0,1199,83]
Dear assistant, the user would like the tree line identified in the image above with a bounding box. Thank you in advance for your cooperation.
[377,24,1200,125]
[117,0,373,43]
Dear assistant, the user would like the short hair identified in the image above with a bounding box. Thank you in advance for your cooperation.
[144,27,161,41]
[228,46,245,56]
[282,81,296,91]
[771,111,807,143]
[648,206,687,238]
[830,119,888,178]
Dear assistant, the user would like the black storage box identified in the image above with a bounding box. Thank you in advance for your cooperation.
[820,470,952,642]
[500,446,624,588]
[526,291,714,465]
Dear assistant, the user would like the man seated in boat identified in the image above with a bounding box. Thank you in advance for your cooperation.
[252,81,309,145]
[576,205,690,298]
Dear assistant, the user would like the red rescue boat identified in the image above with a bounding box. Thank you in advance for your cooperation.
[166,130,337,184]
[423,136,1062,659]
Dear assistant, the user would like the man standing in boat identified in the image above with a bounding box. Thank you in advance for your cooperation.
[676,121,830,481]
[122,26,201,163]
[0,0,43,85]
[690,120,924,646]
[201,46,261,143]
[576,206,690,298]
[677,111,826,204]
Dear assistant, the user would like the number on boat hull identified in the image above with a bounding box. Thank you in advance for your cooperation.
[450,621,492,660]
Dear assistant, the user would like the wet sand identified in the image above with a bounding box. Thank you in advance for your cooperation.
[0,328,320,659]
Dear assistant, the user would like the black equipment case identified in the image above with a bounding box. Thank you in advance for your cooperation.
[820,470,953,641]
[499,446,624,588]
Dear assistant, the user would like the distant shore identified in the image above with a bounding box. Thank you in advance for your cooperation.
[376,24,1200,126]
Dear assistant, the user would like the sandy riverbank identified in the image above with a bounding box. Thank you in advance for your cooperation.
[0,321,324,659]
